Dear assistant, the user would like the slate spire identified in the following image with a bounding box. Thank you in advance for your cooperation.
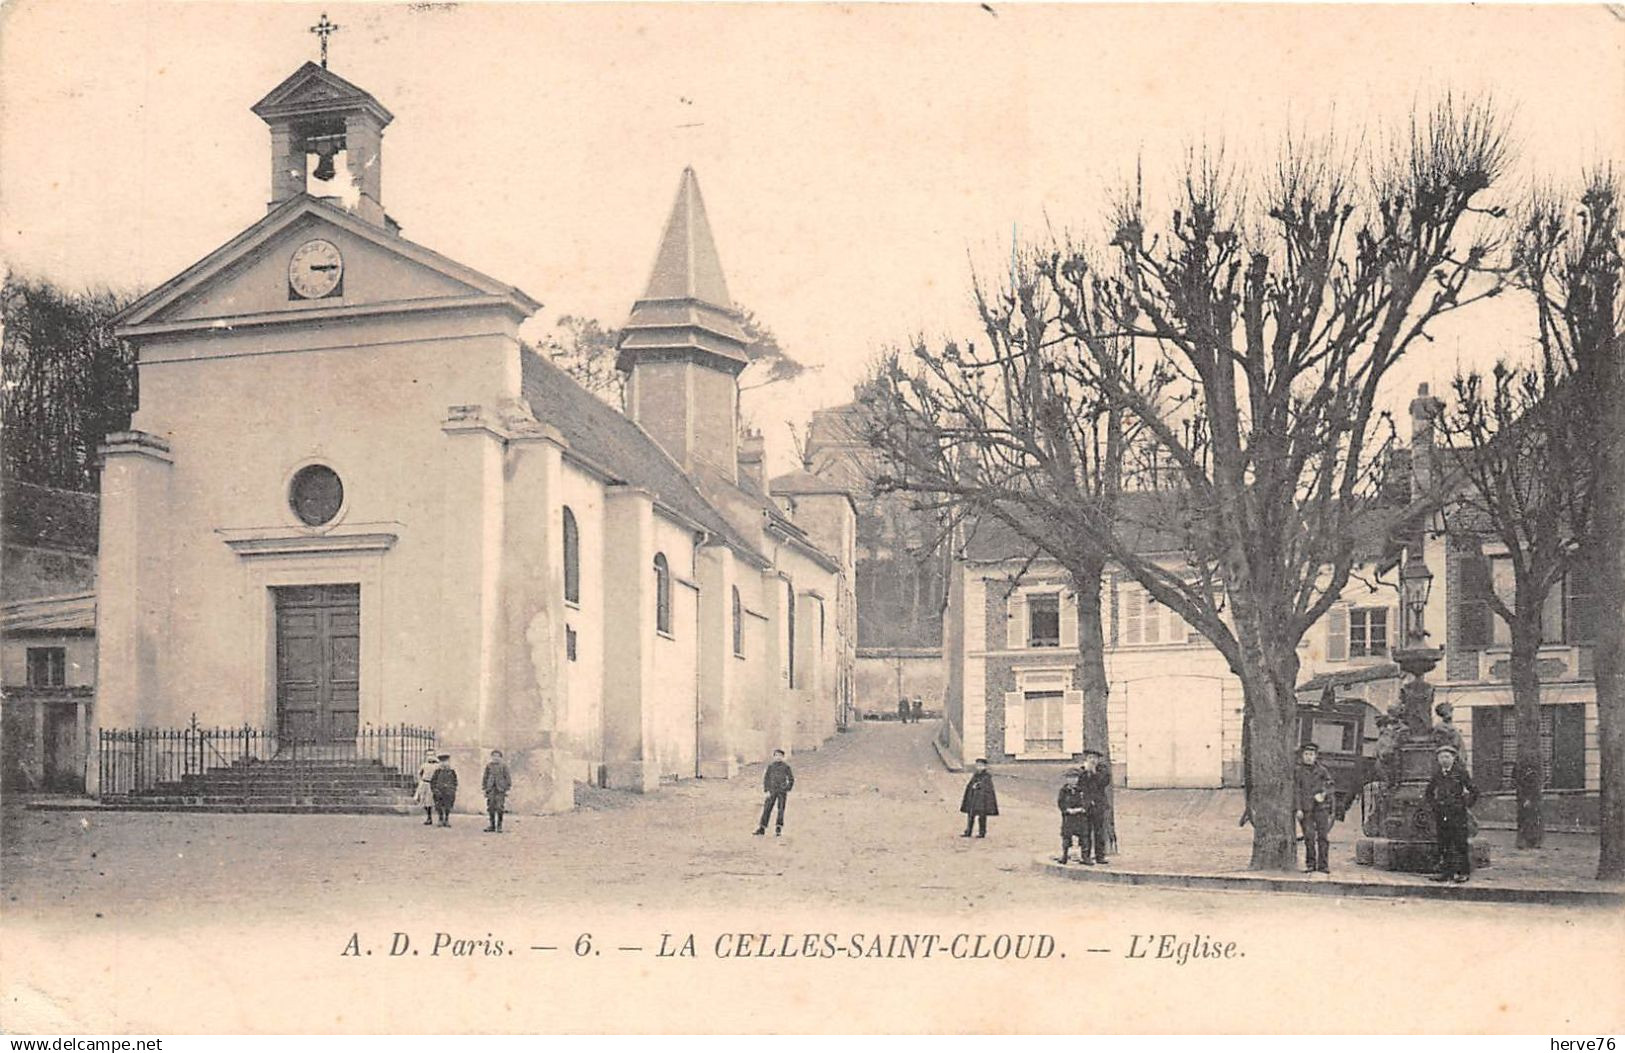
[616,167,749,374]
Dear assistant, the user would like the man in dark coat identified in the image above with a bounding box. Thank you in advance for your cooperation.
[430,752,458,827]
[898,698,911,723]
[481,748,512,833]
[1425,743,1479,883]
[755,749,794,836]
[1294,741,1336,874]
[960,758,998,837]
[911,697,924,723]
[1077,749,1111,865]
[1056,769,1087,864]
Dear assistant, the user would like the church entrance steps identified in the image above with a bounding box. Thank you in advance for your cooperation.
[96,721,434,813]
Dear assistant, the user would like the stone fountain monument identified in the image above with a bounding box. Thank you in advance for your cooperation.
[1354,547,1491,872]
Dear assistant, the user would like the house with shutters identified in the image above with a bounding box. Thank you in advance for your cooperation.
[92,59,854,812]
[936,507,1404,786]
[936,405,1427,788]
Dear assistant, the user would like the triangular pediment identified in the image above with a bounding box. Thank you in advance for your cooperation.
[251,62,393,126]
[115,196,537,336]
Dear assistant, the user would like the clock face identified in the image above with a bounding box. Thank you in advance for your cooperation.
[288,239,344,300]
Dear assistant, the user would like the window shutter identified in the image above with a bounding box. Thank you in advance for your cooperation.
[1122,587,1143,645]
[1552,704,1586,790]
[1003,692,1025,756]
[1007,593,1025,650]
[1062,690,1084,754]
[1327,606,1349,662]
[1060,590,1079,648]
[1459,556,1493,648]
[1471,706,1502,790]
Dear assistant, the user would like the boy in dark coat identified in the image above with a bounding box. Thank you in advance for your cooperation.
[430,752,458,827]
[1425,743,1479,883]
[1294,741,1336,874]
[755,749,794,836]
[482,748,512,833]
[960,758,998,837]
[1077,749,1111,864]
[1057,769,1087,863]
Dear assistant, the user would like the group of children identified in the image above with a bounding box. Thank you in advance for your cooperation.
[413,749,512,832]
[955,751,1112,864]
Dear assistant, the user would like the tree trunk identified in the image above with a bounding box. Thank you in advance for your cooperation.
[1594,361,1625,879]
[1233,643,1302,871]
[1072,560,1117,849]
[1508,614,1546,850]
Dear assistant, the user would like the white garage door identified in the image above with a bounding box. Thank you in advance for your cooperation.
[1123,675,1223,788]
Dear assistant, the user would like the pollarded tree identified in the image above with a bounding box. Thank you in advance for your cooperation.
[1036,102,1510,870]
[1434,362,1593,851]
[1512,172,1623,879]
[859,263,1156,850]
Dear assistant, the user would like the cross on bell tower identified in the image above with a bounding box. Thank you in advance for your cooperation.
[310,12,341,69]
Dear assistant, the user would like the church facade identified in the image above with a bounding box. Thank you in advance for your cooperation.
[94,61,854,813]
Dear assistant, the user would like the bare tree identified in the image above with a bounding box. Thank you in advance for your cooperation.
[866,101,1510,870]
[1434,362,1592,851]
[1,277,139,491]
[1514,172,1623,879]
[858,261,1144,849]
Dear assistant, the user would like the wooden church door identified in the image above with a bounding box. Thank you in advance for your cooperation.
[274,584,361,744]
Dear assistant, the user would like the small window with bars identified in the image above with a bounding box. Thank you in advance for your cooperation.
[26,647,66,687]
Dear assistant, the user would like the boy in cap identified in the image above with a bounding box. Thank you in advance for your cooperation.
[413,748,439,826]
[1056,768,1087,864]
[1424,743,1479,883]
[960,758,999,838]
[1293,741,1336,874]
[429,752,458,827]
[482,748,512,833]
[1078,749,1111,864]
[755,749,794,836]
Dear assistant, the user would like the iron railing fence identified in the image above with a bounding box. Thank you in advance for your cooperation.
[97,716,435,799]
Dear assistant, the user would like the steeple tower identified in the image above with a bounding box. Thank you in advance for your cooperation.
[618,168,750,482]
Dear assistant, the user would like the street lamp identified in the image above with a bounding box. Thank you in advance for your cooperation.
[1399,547,1435,647]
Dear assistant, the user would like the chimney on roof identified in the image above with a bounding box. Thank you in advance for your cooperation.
[1409,382,1444,495]
[738,428,766,491]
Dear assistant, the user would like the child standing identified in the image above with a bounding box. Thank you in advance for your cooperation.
[430,751,458,827]
[1057,768,1086,863]
[960,758,999,838]
[413,748,439,827]
[482,748,512,833]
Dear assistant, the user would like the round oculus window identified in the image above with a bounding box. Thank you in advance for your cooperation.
[289,464,344,526]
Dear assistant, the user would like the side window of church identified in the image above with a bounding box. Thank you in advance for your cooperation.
[562,507,580,605]
[732,586,744,656]
[1027,593,1060,647]
[26,647,66,687]
[654,553,672,636]
[1470,704,1586,791]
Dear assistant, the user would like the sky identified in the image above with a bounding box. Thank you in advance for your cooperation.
[2,2,1623,471]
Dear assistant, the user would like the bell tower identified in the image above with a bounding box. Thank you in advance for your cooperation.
[617,168,750,482]
[250,57,394,227]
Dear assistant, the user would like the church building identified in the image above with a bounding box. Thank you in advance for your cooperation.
[94,59,854,812]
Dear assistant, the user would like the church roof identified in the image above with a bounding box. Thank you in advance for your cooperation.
[617,168,749,371]
[519,350,766,565]
[251,61,394,126]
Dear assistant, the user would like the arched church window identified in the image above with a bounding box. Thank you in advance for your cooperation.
[289,464,344,526]
[786,580,797,688]
[563,507,580,604]
[654,553,672,635]
[732,586,743,656]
